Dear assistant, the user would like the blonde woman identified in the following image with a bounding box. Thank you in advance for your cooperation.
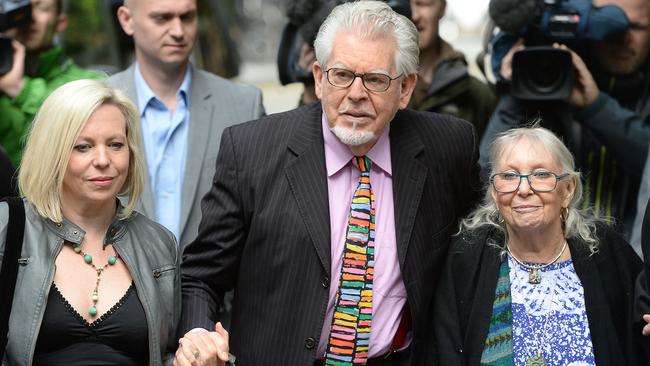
[0,79,180,365]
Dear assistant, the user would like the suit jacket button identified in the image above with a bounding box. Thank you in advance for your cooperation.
[305,337,316,349]
[321,277,329,288]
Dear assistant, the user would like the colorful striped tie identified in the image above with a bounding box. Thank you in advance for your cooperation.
[325,155,375,365]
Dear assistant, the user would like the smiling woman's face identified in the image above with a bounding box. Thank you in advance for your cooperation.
[62,103,130,211]
[490,137,575,237]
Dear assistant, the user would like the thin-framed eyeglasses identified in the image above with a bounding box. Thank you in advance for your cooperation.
[490,171,570,193]
[325,68,402,92]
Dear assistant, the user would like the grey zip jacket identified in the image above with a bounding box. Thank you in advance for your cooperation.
[0,199,180,365]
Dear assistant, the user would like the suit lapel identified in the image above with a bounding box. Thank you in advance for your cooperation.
[285,104,332,275]
[179,66,214,237]
[390,111,427,267]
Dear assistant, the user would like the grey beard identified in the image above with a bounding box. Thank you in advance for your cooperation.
[330,125,376,147]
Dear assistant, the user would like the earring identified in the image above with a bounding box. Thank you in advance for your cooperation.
[494,210,504,224]
[560,207,569,233]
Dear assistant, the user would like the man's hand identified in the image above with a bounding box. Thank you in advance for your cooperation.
[499,38,525,81]
[0,39,26,98]
[643,314,650,336]
[555,43,599,109]
[174,322,230,366]
[298,43,317,73]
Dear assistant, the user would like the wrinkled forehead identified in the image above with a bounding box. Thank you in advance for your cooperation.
[328,29,397,68]
[494,137,559,171]
[125,0,197,13]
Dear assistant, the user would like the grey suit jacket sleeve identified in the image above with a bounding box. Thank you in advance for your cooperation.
[180,127,244,333]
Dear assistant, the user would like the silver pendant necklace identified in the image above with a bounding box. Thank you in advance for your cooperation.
[525,353,547,366]
[507,240,567,284]
[510,256,559,366]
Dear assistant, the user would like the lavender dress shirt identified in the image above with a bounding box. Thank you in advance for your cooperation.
[317,115,409,358]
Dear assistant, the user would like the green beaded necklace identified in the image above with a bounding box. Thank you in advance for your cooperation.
[73,244,119,316]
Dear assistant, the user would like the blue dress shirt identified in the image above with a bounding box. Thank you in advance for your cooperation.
[134,64,191,240]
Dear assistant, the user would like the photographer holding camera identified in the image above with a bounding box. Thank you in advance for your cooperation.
[408,0,497,139]
[480,0,650,242]
[0,0,102,167]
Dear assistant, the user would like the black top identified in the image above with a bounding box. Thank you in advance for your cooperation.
[33,283,148,366]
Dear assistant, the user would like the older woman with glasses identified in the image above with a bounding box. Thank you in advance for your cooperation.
[433,125,647,365]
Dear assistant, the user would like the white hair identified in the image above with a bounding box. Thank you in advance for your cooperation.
[461,124,603,254]
[313,0,419,76]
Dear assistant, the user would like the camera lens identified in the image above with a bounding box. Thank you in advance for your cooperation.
[526,57,567,94]
[511,46,574,100]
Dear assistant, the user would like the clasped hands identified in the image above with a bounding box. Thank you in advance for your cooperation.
[174,322,231,366]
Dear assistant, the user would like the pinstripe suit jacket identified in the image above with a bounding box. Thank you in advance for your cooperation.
[180,102,481,365]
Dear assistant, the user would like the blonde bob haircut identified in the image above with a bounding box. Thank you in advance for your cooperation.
[19,79,145,223]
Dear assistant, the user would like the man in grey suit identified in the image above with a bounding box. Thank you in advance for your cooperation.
[107,0,264,248]
[180,2,481,365]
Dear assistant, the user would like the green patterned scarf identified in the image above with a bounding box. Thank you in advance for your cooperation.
[480,258,514,365]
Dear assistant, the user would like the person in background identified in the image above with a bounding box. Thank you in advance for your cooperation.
[108,0,264,249]
[0,0,103,167]
[435,125,646,365]
[0,79,181,365]
[180,1,481,364]
[482,0,650,250]
[408,0,496,139]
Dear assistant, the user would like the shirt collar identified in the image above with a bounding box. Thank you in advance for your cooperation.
[133,63,192,115]
[322,113,392,177]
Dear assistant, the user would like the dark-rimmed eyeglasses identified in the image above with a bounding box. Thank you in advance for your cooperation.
[325,68,402,92]
[490,171,570,193]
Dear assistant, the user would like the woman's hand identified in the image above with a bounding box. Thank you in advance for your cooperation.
[643,314,650,336]
[174,322,230,366]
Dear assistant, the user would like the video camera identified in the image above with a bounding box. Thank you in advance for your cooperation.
[278,0,411,86]
[489,0,629,100]
[0,0,32,75]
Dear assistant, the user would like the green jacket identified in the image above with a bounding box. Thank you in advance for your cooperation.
[0,46,103,166]
[409,40,497,140]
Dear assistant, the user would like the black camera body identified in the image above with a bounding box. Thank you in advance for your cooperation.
[490,0,629,100]
[0,0,32,76]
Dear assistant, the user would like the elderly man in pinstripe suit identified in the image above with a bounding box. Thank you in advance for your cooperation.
[179,1,481,365]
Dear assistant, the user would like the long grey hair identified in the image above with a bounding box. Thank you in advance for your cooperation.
[460,125,602,254]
